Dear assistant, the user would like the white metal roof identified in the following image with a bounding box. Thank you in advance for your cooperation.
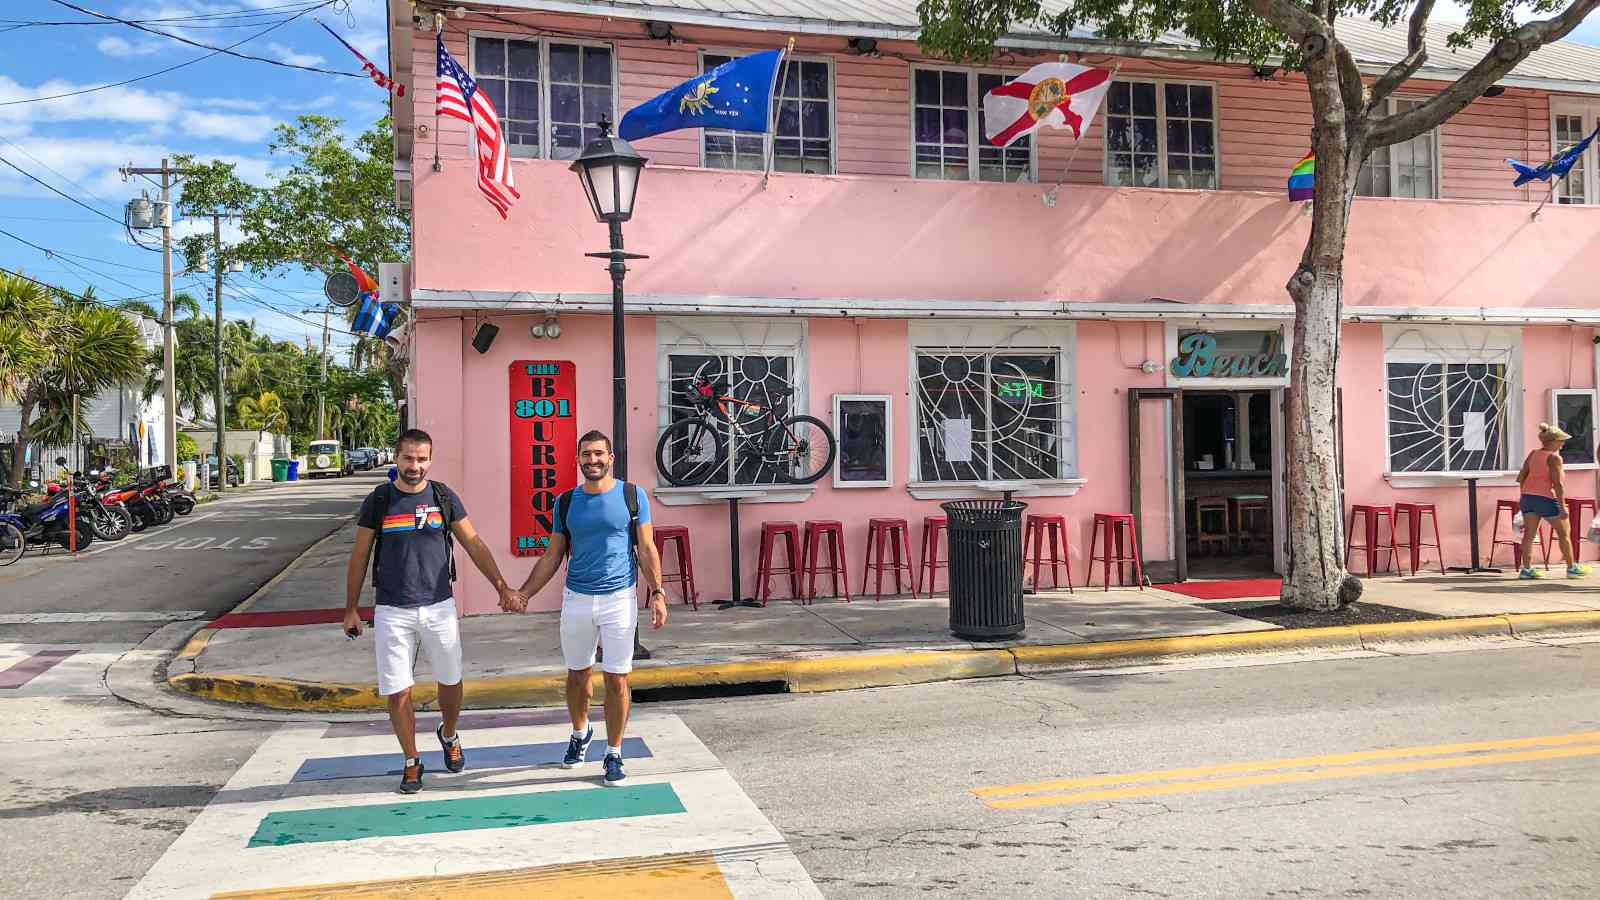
[488,0,1600,90]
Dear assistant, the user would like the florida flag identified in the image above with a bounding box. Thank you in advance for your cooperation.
[984,62,1112,148]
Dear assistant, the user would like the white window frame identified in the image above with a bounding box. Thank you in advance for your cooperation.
[1357,95,1441,199]
[1163,321,1292,390]
[697,49,836,175]
[1550,388,1598,470]
[1550,99,1600,205]
[1102,77,1220,190]
[467,31,619,161]
[905,320,1081,500]
[832,394,893,488]
[1382,325,1523,486]
[654,317,812,505]
[909,64,1039,183]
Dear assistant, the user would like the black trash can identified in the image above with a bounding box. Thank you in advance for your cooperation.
[941,498,1027,640]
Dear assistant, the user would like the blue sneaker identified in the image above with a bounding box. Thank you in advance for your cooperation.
[562,728,593,769]
[603,752,626,787]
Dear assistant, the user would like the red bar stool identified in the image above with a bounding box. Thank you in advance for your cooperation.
[1344,504,1398,576]
[801,520,850,602]
[1086,513,1144,590]
[754,521,802,605]
[1488,499,1531,569]
[1023,513,1073,592]
[1393,502,1445,576]
[1563,498,1596,563]
[861,517,916,599]
[918,516,949,594]
[652,525,699,610]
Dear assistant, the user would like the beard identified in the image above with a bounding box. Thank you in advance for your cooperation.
[399,468,425,485]
[582,463,609,482]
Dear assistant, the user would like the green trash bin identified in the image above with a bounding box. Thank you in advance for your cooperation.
[270,458,290,483]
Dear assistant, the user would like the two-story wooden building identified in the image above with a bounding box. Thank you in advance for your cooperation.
[386,0,1600,613]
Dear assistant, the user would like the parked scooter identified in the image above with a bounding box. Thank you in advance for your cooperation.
[0,481,96,551]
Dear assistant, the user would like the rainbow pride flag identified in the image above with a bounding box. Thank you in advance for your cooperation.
[1287,153,1314,201]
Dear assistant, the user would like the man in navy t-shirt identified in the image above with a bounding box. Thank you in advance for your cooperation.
[515,430,667,787]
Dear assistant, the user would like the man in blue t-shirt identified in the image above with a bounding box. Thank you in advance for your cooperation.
[515,430,667,787]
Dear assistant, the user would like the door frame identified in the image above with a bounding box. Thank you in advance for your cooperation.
[1128,388,1186,583]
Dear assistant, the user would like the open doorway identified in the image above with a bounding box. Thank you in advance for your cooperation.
[1182,391,1276,579]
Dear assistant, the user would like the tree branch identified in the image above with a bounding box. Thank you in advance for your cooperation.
[1367,0,1436,111]
[1371,0,1600,147]
[1245,0,1322,43]
[1334,40,1368,114]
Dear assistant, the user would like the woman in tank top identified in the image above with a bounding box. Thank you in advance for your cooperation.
[1516,423,1590,579]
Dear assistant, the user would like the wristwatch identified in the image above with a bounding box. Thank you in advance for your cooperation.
[649,587,666,602]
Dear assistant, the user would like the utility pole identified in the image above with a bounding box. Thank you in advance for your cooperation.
[121,159,190,473]
[203,212,232,492]
[303,306,335,439]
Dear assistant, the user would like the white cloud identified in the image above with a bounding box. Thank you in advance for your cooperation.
[201,97,266,112]
[180,111,277,143]
[303,95,339,111]
[96,36,163,58]
[0,134,277,201]
[0,77,180,129]
[266,43,326,68]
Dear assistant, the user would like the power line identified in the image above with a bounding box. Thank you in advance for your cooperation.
[0,1,335,108]
[50,1,364,79]
[0,153,125,224]
[0,135,114,209]
[0,264,160,322]
[1,1,330,28]
[0,226,164,276]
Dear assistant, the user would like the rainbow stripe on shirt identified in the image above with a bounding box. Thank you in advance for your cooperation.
[382,508,445,533]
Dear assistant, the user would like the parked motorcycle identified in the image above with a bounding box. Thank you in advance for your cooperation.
[75,473,129,542]
[0,483,95,551]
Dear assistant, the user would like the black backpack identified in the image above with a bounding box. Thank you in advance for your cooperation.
[370,480,457,587]
[556,482,640,566]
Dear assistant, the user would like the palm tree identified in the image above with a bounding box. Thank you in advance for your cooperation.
[236,391,287,434]
[0,273,51,405]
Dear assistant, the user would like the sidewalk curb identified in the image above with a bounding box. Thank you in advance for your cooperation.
[165,610,1600,712]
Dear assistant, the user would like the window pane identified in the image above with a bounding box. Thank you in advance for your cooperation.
[1132,82,1156,116]
[478,78,506,116]
[1165,83,1189,117]
[507,40,537,79]
[549,44,579,82]
[1445,364,1508,471]
[704,54,731,72]
[1133,118,1157,154]
[667,355,729,485]
[915,108,940,143]
[916,353,988,482]
[550,84,579,122]
[581,86,610,125]
[989,355,1060,481]
[942,70,967,105]
[1106,116,1130,152]
[581,46,611,85]
[1107,81,1130,115]
[474,38,505,76]
[801,100,828,139]
[1387,363,1446,472]
[1134,154,1159,187]
[1107,155,1133,186]
[1166,119,1189,154]
[1191,155,1216,189]
[802,61,828,99]
[508,81,538,120]
[942,108,968,144]
[1190,121,1214,156]
[915,68,939,103]
[551,123,582,158]
[1189,85,1213,118]
[780,63,800,98]
[1167,154,1190,188]
[773,98,798,137]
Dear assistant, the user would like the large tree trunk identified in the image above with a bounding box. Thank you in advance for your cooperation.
[8,399,35,488]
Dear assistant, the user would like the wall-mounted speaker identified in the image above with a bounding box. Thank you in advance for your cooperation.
[472,322,499,354]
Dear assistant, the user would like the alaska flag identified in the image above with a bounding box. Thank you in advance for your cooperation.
[619,49,784,142]
[1508,124,1600,186]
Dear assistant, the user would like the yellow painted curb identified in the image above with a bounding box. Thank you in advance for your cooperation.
[1011,626,1365,672]
[168,612,1600,712]
[1504,610,1600,637]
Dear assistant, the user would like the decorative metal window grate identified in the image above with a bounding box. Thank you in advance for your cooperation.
[657,319,805,486]
[1384,327,1517,474]
[911,324,1075,483]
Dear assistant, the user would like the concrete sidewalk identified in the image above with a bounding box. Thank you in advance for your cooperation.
[168,522,1600,711]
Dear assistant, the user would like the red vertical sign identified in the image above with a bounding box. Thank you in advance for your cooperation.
[509,360,577,556]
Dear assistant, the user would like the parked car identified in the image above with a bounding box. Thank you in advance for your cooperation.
[204,455,242,488]
[305,440,351,478]
[348,448,377,471]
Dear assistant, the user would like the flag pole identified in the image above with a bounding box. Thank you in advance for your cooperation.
[762,37,795,188]
[432,13,445,173]
[1045,61,1119,207]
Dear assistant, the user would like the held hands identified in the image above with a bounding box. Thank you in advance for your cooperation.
[498,584,529,613]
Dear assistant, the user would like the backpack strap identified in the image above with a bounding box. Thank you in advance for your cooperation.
[623,482,641,569]
[369,481,394,588]
[430,481,457,583]
[556,487,577,555]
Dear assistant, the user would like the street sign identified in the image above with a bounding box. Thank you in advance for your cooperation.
[509,360,577,556]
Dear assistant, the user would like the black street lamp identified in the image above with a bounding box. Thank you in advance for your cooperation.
[571,115,651,659]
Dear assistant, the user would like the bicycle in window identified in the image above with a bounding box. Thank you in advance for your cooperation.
[655,374,837,487]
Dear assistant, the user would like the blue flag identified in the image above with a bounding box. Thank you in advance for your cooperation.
[619,49,784,142]
[351,294,399,339]
[1508,124,1600,187]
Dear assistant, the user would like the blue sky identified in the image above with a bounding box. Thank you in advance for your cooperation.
[1,0,1599,362]
[0,0,391,359]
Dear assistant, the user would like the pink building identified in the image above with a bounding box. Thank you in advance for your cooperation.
[385,2,1600,613]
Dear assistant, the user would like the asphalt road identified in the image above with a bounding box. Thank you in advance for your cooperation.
[0,472,380,644]
[679,643,1600,898]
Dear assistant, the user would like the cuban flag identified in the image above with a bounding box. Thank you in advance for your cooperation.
[352,295,400,339]
[619,49,785,141]
[983,62,1112,148]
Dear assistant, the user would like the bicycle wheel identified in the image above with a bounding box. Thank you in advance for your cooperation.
[767,414,837,485]
[0,522,23,566]
[655,418,726,486]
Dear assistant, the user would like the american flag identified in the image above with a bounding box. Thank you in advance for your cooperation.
[436,34,519,218]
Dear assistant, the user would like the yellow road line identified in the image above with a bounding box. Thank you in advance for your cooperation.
[211,850,734,898]
[985,743,1600,810]
[975,729,1600,798]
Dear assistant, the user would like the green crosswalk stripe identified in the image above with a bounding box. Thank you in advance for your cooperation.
[248,783,686,847]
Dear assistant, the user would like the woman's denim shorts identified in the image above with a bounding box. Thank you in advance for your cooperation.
[1520,494,1563,518]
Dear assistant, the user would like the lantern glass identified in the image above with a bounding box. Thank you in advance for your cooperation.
[570,118,646,225]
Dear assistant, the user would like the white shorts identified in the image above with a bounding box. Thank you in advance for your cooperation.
[374,598,463,695]
[560,585,638,675]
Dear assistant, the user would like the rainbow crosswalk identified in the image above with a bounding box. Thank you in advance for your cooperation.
[129,710,819,898]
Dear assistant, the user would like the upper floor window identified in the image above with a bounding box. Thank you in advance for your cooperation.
[1357,97,1438,198]
[702,54,833,174]
[913,68,1033,183]
[1105,80,1217,189]
[1551,104,1600,205]
[471,36,613,161]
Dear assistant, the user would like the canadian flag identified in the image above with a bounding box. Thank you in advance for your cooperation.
[983,62,1112,148]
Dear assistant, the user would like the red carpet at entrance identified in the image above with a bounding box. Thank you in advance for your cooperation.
[1161,579,1283,601]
